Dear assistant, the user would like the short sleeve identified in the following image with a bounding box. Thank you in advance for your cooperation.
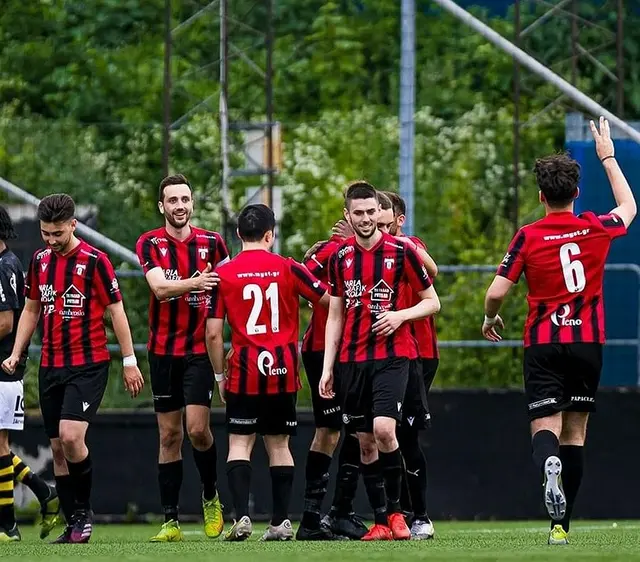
[303,241,335,277]
[404,246,432,292]
[496,229,527,283]
[290,260,326,303]
[596,213,627,240]
[135,235,162,274]
[25,256,39,301]
[214,236,230,268]
[208,286,226,319]
[95,254,122,306]
[0,268,20,311]
[328,252,342,297]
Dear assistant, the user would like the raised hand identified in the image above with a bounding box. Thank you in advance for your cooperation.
[589,116,614,161]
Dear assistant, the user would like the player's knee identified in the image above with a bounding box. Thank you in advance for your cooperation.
[186,423,211,449]
[58,424,85,455]
[311,428,340,454]
[159,427,183,453]
[372,419,398,451]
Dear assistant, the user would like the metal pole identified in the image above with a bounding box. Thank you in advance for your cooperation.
[571,0,578,85]
[617,0,624,117]
[265,0,274,211]
[0,177,140,267]
[430,0,640,143]
[162,0,172,177]
[220,0,232,244]
[513,0,520,233]
[399,0,416,235]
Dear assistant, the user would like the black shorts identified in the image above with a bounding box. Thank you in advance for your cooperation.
[39,362,110,439]
[302,350,342,430]
[336,357,410,433]
[225,392,297,436]
[524,343,602,421]
[149,352,214,413]
[421,358,439,394]
[402,360,430,430]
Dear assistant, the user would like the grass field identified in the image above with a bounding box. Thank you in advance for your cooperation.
[2,521,640,562]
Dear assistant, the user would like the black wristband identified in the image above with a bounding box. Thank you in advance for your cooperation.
[601,155,615,163]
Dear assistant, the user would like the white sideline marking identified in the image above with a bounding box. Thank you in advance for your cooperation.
[453,524,640,534]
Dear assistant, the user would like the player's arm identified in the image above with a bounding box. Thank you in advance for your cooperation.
[106,301,143,397]
[1,298,40,374]
[144,266,217,301]
[0,269,19,340]
[291,260,329,308]
[397,237,438,278]
[590,116,637,228]
[319,295,344,399]
[372,286,440,336]
[0,311,13,340]
[205,286,227,402]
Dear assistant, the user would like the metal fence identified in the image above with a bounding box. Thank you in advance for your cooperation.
[26,263,640,385]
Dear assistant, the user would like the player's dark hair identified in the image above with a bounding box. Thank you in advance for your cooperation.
[238,204,276,242]
[0,206,17,241]
[534,154,580,208]
[377,191,392,211]
[345,180,377,209]
[159,174,192,202]
[37,194,76,223]
[384,191,406,217]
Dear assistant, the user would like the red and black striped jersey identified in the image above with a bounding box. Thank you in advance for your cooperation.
[209,249,327,395]
[497,211,627,347]
[136,226,229,356]
[25,240,122,367]
[407,236,439,359]
[301,235,342,353]
[328,232,432,363]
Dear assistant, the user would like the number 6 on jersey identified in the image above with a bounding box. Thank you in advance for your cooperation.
[559,243,586,293]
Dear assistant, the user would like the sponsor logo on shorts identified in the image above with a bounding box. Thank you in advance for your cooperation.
[406,416,415,426]
[528,397,558,410]
[342,413,364,425]
[13,395,24,424]
[285,421,297,427]
[323,406,340,416]
[82,401,90,412]
[229,418,257,425]
[571,396,594,403]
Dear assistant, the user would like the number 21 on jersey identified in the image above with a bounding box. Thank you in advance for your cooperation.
[243,282,280,335]
[559,242,586,293]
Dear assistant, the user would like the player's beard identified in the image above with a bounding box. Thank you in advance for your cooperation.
[389,221,399,236]
[49,234,73,254]
[165,209,192,229]
[353,221,376,239]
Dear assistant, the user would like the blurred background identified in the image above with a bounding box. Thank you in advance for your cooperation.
[2,0,640,520]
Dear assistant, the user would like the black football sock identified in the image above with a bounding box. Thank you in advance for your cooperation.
[532,430,560,475]
[556,445,584,533]
[193,442,218,501]
[227,460,252,519]
[379,449,404,514]
[158,460,182,522]
[54,474,75,524]
[270,466,294,527]
[0,455,15,529]
[330,433,360,517]
[398,428,429,521]
[11,452,52,503]
[361,461,387,525]
[301,451,332,529]
[67,453,92,512]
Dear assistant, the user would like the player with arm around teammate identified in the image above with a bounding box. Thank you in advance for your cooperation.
[482,117,636,545]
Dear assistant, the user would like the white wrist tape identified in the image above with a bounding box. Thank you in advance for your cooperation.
[484,314,497,326]
[215,372,226,382]
[123,355,137,367]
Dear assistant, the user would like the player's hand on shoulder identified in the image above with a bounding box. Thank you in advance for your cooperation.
[333,219,354,239]
[372,310,405,336]
[123,365,144,398]
[396,236,417,250]
[1,355,19,375]
[319,369,334,399]
[194,262,220,291]
[590,116,614,161]
[303,240,326,262]
[481,314,504,342]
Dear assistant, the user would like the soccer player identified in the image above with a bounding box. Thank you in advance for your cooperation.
[2,194,144,544]
[382,191,438,539]
[319,181,441,541]
[482,117,636,545]
[135,174,228,542]
[206,204,328,542]
[0,206,60,542]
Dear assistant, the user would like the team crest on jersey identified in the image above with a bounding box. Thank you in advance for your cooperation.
[75,263,86,276]
[384,257,394,270]
[198,247,209,260]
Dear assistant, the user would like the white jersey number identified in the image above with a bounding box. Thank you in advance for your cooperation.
[559,243,586,293]
[243,282,280,335]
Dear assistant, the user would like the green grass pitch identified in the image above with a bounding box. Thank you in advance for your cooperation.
[2,521,640,562]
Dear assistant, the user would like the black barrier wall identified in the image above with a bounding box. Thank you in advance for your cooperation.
[10,390,640,521]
